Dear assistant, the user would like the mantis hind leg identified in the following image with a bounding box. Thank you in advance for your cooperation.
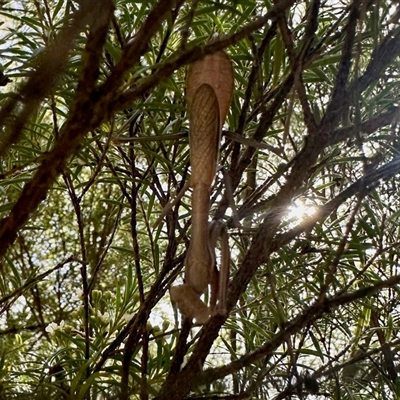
[209,221,230,316]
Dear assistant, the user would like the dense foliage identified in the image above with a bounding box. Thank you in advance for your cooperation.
[1,0,400,399]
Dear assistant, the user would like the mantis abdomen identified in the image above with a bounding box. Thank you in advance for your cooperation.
[185,83,219,294]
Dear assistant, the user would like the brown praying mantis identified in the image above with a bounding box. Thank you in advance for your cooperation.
[169,49,234,324]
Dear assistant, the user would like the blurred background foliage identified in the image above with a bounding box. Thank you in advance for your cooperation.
[1,0,400,399]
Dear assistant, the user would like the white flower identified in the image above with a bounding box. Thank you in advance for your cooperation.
[45,320,65,335]
[97,311,110,324]
[123,313,134,323]
[76,288,84,298]
[45,322,58,334]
